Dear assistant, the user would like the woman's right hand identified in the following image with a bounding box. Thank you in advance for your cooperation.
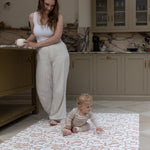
[15,40,17,45]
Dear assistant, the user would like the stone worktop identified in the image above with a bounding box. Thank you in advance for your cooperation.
[0,45,149,54]
[69,51,149,54]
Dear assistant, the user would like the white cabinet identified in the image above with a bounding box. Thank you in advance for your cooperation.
[67,54,92,95]
[93,54,122,95]
[92,0,150,32]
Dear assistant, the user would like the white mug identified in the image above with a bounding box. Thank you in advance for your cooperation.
[16,38,25,47]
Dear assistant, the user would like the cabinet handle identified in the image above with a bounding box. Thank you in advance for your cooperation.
[72,61,74,69]
[145,60,146,68]
[111,16,113,22]
[108,16,109,22]
[106,56,111,59]
[27,56,32,63]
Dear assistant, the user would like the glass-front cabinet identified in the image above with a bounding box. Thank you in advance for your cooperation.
[92,0,129,32]
[114,0,126,26]
[131,0,150,31]
[136,0,147,26]
[92,0,150,32]
[95,0,108,27]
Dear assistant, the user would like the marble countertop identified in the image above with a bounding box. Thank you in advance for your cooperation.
[0,45,149,54]
[0,45,36,50]
[69,50,149,54]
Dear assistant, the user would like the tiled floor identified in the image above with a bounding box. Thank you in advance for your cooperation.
[0,100,150,150]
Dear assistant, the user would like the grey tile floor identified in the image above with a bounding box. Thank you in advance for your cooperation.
[0,100,149,150]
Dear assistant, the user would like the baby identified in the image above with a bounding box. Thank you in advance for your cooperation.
[61,93,104,136]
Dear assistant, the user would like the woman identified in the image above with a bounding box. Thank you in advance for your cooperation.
[24,0,69,126]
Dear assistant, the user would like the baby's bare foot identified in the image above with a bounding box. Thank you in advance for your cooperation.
[63,130,72,136]
[50,120,58,126]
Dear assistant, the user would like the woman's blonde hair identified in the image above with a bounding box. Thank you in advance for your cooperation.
[76,93,93,107]
[37,0,59,31]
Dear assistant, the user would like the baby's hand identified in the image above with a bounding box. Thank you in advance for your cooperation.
[65,125,71,130]
[96,128,105,134]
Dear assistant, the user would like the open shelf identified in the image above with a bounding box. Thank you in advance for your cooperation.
[0,104,35,127]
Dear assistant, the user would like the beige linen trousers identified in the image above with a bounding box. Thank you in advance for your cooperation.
[36,41,69,120]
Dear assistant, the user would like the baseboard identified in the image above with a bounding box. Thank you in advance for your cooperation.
[67,95,150,101]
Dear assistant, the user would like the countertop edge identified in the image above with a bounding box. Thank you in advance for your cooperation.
[69,51,150,54]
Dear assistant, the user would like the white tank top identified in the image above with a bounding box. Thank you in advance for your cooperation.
[33,12,54,43]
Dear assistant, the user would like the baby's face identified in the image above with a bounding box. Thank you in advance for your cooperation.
[80,101,93,115]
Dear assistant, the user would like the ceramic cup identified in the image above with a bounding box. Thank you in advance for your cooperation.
[16,38,26,47]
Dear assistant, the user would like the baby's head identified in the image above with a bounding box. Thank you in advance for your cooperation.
[76,93,93,114]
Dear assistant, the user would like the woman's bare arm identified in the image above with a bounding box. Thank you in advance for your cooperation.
[24,14,63,48]
[26,13,36,42]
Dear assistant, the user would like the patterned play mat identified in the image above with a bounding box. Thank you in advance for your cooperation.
[0,113,139,150]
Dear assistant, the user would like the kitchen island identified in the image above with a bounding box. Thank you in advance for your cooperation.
[0,46,38,127]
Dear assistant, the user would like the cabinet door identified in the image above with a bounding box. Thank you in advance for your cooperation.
[0,50,34,96]
[147,55,150,94]
[111,0,129,31]
[67,54,92,95]
[92,0,150,32]
[124,55,147,95]
[92,0,129,32]
[92,0,109,31]
[129,0,150,31]
[93,54,122,95]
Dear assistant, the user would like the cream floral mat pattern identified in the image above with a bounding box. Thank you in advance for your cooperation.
[0,113,139,150]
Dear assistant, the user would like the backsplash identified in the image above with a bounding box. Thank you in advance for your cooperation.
[93,32,150,52]
[0,29,29,45]
[0,28,150,52]
[0,28,78,52]
[72,27,150,52]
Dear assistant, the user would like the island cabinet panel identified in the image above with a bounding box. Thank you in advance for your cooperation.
[0,47,38,127]
[0,50,34,96]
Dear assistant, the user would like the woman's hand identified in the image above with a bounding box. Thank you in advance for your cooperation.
[24,40,39,48]
[15,40,17,45]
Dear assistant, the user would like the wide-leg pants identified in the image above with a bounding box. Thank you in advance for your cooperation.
[36,41,69,120]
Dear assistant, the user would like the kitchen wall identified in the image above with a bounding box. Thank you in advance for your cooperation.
[0,0,149,52]
[0,0,78,28]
